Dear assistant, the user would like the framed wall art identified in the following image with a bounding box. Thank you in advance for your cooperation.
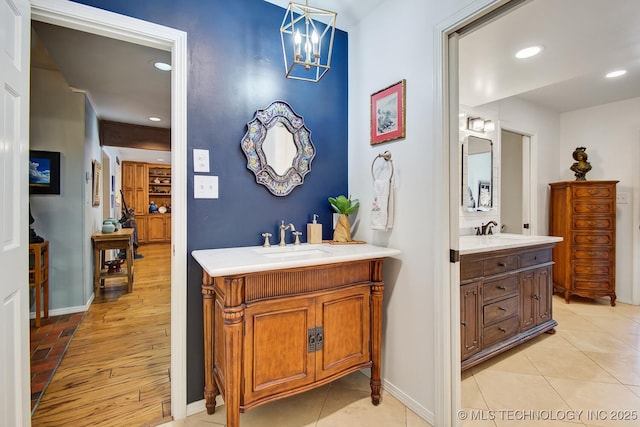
[370,79,406,145]
[29,150,61,195]
[92,160,101,207]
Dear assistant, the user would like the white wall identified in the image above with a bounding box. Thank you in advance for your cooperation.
[348,0,476,422]
[560,97,640,304]
[83,98,103,304]
[485,97,562,235]
[30,67,87,310]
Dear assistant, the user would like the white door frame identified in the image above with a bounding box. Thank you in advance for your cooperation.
[434,1,507,425]
[30,0,188,419]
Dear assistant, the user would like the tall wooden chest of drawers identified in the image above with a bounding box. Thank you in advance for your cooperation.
[549,180,618,306]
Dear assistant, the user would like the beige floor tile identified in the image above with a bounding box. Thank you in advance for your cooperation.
[236,385,330,427]
[462,374,489,409]
[524,345,618,383]
[469,347,540,376]
[406,408,432,427]
[519,331,576,351]
[473,370,571,412]
[457,409,497,427]
[494,416,586,427]
[330,370,372,392]
[546,377,640,427]
[556,329,638,355]
[316,387,406,427]
[553,310,603,332]
[628,385,640,398]
[581,315,640,336]
[585,352,640,386]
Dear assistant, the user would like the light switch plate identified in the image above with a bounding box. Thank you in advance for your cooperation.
[193,149,210,173]
[194,175,218,199]
[617,191,629,204]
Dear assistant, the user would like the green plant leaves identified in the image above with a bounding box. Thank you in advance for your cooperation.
[328,195,360,215]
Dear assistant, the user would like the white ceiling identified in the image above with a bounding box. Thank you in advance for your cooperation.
[30,0,640,164]
[459,0,640,112]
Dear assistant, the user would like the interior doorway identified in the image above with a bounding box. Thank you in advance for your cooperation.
[30,0,188,420]
[500,129,532,235]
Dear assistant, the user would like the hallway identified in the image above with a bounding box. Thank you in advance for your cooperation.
[31,243,171,426]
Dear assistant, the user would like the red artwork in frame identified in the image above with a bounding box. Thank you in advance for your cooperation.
[370,79,406,145]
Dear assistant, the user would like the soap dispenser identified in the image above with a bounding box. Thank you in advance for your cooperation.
[307,214,322,244]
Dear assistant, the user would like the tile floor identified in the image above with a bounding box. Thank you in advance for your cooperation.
[162,371,431,427]
[29,312,84,413]
[163,294,639,427]
[462,294,640,427]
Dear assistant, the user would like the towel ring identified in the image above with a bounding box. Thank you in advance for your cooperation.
[371,151,394,180]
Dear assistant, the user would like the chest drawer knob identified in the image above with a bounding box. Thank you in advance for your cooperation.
[498,262,507,267]
[497,285,507,290]
[499,327,507,333]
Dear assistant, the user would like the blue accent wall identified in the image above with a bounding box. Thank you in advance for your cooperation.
[72,0,348,403]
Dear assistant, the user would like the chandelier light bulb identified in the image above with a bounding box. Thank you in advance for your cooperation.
[311,30,319,58]
[294,30,302,59]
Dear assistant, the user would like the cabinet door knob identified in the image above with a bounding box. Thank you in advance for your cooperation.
[461,321,467,327]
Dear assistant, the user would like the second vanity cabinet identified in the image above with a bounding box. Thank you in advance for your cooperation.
[460,243,557,370]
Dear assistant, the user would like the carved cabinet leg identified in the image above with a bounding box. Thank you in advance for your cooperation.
[202,285,218,415]
[370,260,384,406]
[223,306,244,427]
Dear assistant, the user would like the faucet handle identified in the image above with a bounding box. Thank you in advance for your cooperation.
[292,231,302,245]
[261,232,272,247]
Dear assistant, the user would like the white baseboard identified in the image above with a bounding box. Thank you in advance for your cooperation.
[29,294,94,319]
[383,377,434,426]
[187,399,206,416]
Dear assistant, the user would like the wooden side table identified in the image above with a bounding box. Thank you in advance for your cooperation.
[29,241,49,327]
[91,228,135,295]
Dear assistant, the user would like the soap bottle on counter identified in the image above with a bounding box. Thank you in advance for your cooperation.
[307,214,322,244]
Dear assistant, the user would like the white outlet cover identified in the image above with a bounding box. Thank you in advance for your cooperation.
[194,175,218,199]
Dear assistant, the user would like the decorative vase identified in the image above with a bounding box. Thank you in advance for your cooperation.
[333,214,352,242]
[102,222,115,233]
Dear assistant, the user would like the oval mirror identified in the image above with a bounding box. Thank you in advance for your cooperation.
[241,101,315,196]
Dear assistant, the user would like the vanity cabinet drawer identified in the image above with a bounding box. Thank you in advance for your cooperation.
[571,232,613,246]
[573,186,614,199]
[519,249,552,268]
[460,259,483,281]
[483,255,517,276]
[572,218,613,230]
[483,317,519,348]
[483,295,519,325]
[483,276,518,303]
[572,201,614,214]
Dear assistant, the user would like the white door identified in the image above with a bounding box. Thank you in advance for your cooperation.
[0,0,31,425]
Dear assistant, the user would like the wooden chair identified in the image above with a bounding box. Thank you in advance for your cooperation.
[29,241,49,327]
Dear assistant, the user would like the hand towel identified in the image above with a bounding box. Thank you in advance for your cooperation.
[371,178,394,230]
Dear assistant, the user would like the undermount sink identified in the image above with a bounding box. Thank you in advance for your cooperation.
[252,245,330,258]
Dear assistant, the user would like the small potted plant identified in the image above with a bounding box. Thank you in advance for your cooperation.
[328,195,359,242]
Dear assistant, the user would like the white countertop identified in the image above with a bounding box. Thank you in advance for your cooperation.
[192,243,401,277]
[459,233,563,255]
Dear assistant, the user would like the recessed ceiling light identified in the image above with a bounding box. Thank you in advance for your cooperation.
[149,117,162,122]
[153,61,172,71]
[605,70,627,78]
[515,46,543,59]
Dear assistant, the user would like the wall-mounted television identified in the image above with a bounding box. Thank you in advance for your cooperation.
[29,150,61,195]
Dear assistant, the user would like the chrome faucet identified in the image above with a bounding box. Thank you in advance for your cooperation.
[477,221,497,236]
[279,220,296,246]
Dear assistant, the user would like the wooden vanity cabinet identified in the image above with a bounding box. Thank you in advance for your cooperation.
[460,244,557,370]
[549,180,618,306]
[201,259,385,427]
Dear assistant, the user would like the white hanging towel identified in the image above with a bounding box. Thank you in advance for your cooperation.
[371,178,394,230]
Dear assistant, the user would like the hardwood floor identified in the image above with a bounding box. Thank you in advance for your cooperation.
[31,243,171,427]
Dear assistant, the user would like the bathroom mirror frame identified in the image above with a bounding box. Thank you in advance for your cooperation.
[461,135,493,212]
[241,100,316,196]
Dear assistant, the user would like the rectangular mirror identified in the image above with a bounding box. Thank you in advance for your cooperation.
[461,135,493,212]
